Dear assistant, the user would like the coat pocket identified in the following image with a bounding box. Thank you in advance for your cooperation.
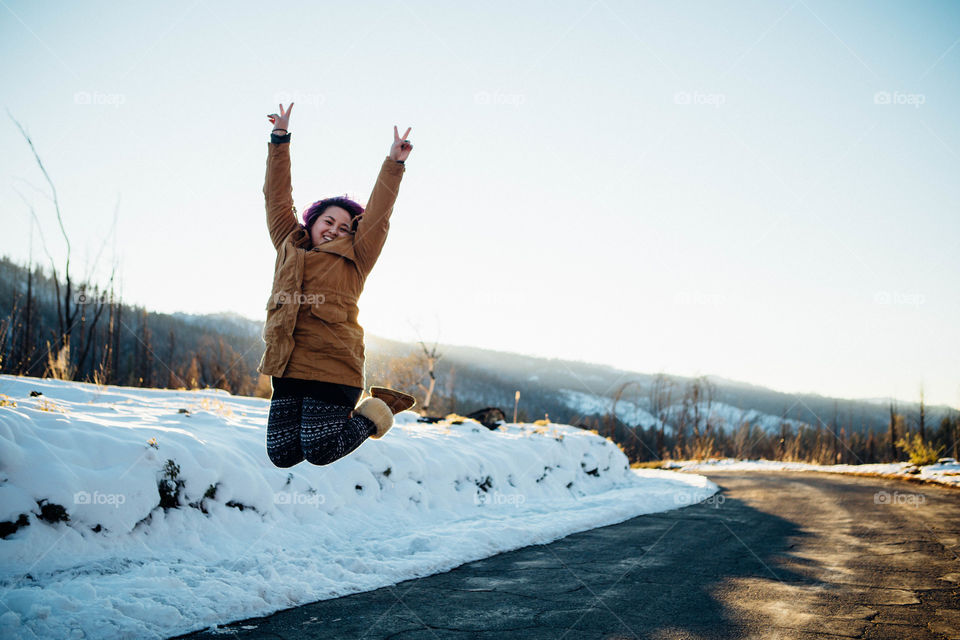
[309,302,348,324]
[305,303,358,355]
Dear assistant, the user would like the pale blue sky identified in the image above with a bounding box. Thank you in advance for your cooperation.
[2,0,958,407]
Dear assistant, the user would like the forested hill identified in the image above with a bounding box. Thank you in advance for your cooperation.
[2,254,954,439]
[364,335,955,436]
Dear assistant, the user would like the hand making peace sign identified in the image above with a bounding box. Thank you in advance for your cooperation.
[267,102,293,132]
[390,126,413,162]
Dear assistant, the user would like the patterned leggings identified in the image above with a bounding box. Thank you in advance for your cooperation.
[266,376,377,468]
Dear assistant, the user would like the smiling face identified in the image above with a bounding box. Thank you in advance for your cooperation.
[308,206,354,246]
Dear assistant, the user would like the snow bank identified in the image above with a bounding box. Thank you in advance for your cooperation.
[667,457,960,487]
[0,375,717,639]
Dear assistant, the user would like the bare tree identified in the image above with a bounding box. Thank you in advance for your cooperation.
[888,401,898,460]
[678,376,716,460]
[831,400,840,463]
[918,386,926,442]
[776,407,789,461]
[416,338,442,415]
[442,364,458,413]
[649,373,674,459]
[5,226,38,374]
[9,113,119,381]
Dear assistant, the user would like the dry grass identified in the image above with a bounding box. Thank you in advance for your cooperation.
[192,397,234,419]
[36,398,66,413]
[46,341,75,381]
[631,460,667,469]
[91,367,108,392]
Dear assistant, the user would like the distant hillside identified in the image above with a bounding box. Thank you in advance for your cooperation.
[365,335,956,436]
[2,254,954,438]
[0,256,265,394]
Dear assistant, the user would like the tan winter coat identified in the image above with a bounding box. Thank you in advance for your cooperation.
[256,138,406,388]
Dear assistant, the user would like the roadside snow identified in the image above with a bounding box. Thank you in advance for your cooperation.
[667,458,960,487]
[0,375,717,639]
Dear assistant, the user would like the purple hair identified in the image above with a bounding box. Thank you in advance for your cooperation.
[301,196,365,234]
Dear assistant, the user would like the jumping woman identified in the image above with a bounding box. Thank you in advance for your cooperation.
[259,102,417,468]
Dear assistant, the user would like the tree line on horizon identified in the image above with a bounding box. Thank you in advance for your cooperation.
[2,252,957,467]
[586,375,958,466]
[0,254,265,395]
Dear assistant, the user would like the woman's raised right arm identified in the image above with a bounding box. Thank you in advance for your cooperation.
[264,103,298,251]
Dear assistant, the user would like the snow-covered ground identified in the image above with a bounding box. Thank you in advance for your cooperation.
[0,375,717,639]
[667,458,960,487]
[558,390,809,434]
[675,403,808,434]
[559,389,661,428]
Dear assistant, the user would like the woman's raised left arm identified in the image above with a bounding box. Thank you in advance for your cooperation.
[353,126,413,275]
[263,103,299,251]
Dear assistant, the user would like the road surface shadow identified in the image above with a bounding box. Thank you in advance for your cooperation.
[173,484,820,639]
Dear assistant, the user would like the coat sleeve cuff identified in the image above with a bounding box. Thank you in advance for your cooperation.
[270,131,291,144]
[382,156,405,176]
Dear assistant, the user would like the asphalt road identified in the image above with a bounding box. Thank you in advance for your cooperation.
[174,471,960,640]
